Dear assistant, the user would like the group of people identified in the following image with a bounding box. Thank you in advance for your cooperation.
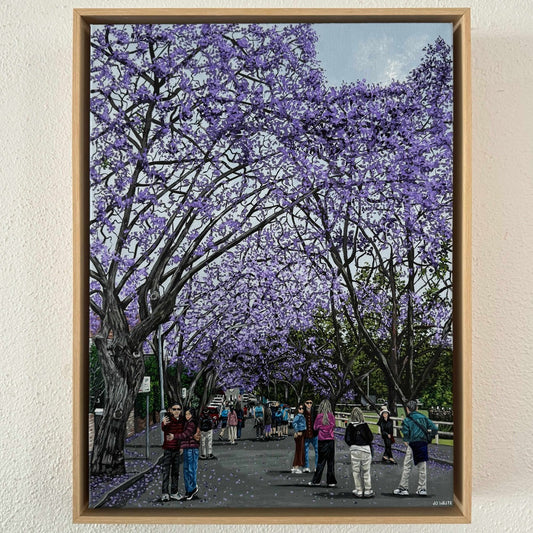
[218,401,245,444]
[289,398,438,499]
[160,404,201,502]
[161,396,439,502]
[252,402,290,440]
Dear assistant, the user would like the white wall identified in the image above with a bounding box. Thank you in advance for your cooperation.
[1,1,531,531]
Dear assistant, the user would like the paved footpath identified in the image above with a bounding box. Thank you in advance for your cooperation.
[93,417,454,510]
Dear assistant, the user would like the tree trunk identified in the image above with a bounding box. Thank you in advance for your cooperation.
[91,337,144,475]
[386,386,400,418]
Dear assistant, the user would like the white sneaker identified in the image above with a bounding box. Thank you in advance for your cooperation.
[416,489,427,496]
[170,493,182,501]
[293,469,303,474]
[302,467,311,473]
[161,493,170,502]
[393,487,409,496]
[352,489,363,498]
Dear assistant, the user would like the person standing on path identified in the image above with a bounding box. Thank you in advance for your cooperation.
[160,403,184,502]
[302,398,318,472]
[282,405,289,437]
[394,400,439,497]
[254,403,264,440]
[263,403,273,440]
[291,404,306,474]
[236,401,244,439]
[227,404,239,444]
[199,406,215,460]
[377,407,397,464]
[174,407,200,501]
[218,403,229,440]
[308,399,337,487]
[344,407,375,498]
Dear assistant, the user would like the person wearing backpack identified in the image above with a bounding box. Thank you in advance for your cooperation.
[394,400,438,497]
[218,404,229,440]
[344,407,375,498]
[199,406,215,460]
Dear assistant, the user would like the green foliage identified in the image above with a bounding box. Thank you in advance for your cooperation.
[419,349,453,408]
[134,356,160,419]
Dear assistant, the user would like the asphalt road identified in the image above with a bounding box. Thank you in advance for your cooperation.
[98,419,454,509]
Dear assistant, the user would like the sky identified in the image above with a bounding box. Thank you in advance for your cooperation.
[313,23,453,86]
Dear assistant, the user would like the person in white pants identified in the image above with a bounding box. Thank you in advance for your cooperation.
[344,407,375,498]
[198,407,215,459]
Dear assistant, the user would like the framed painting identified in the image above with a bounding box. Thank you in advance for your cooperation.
[73,8,471,524]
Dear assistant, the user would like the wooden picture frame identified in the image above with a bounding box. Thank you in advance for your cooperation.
[73,8,471,524]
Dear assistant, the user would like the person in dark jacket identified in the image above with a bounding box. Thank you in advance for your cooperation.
[160,403,184,501]
[263,403,273,440]
[235,401,245,439]
[344,407,375,498]
[302,398,318,472]
[377,407,397,464]
[173,407,200,501]
[199,406,215,460]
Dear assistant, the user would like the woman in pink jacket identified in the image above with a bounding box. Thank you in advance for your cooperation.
[308,399,338,487]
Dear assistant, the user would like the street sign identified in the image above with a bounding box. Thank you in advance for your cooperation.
[139,376,150,393]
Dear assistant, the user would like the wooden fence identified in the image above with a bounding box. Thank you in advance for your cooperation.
[334,411,454,445]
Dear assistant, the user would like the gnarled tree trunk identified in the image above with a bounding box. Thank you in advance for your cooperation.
[91,336,144,475]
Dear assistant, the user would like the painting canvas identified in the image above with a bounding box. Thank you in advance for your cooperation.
[87,20,456,512]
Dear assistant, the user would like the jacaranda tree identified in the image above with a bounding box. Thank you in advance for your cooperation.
[89,23,327,474]
[288,38,453,414]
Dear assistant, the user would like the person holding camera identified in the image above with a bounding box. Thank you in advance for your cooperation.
[161,403,184,502]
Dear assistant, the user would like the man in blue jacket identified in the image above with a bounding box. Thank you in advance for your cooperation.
[394,400,438,497]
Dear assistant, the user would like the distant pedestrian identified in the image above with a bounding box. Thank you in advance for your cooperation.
[344,407,375,498]
[273,404,282,438]
[235,401,244,439]
[218,404,229,440]
[308,399,337,487]
[174,407,200,501]
[254,403,264,440]
[377,407,397,464]
[302,398,318,472]
[160,403,184,501]
[263,403,273,440]
[282,405,289,436]
[227,404,238,444]
[394,400,438,497]
[199,406,215,460]
[291,404,306,474]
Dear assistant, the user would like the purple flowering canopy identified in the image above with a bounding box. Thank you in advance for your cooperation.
[89,23,453,474]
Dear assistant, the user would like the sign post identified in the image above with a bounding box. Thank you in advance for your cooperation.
[138,377,151,459]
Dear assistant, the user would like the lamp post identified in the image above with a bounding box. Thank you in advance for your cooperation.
[150,288,166,444]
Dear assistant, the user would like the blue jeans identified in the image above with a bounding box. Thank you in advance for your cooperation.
[304,436,318,469]
[182,448,199,494]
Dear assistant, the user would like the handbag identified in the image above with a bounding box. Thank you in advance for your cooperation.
[390,434,395,444]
